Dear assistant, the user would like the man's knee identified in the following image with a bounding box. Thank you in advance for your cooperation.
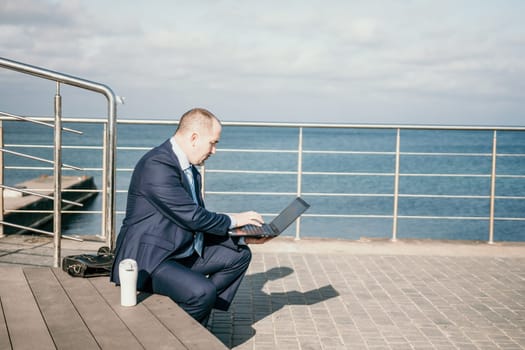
[190,279,217,309]
[237,245,252,268]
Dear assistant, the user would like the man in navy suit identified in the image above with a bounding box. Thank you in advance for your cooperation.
[111,108,271,324]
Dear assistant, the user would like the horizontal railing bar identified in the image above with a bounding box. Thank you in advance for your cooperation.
[1,116,109,124]
[495,196,525,200]
[207,170,297,175]
[218,148,297,154]
[63,145,103,150]
[117,146,156,151]
[120,118,525,131]
[305,150,494,157]
[5,144,103,150]
[62,233,106,239]
[207,191,298,196]
[6,210,102,214]
[9,165,524,179]
[219,122,525,131]
[399,216,487,220]
[305,193,491,199]
[207,191,525,200]
[401,173,490,177]
[300,214,525,221]
[60,189,102,193]
[6,165,524,180]
[0,220,83,241]
[308,214,393,218]
[498,175,525,178]
[5,166,103,171]
[1,148,82,170]
[303,150,395,155]
[3,115,525,131]
[0,111,83,134]
[206,169,520,178]
[207,170,395,176]
[116,210,525,222]
[402,152,492,157]
[3,190,101,196]
[2,190,100,196]
[308,151,525,157]
[304,171,394,176]
[396,216,525,221]
[399,194,489,199]
[303,193,393,197]
[8,142,525,158]
[0,184,83,207]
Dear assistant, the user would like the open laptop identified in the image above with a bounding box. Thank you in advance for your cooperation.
[229,197,310,237]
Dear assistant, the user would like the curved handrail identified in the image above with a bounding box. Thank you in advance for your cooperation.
[0,57,118,252]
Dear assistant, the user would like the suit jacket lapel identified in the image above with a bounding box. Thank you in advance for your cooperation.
[163,139,196,199]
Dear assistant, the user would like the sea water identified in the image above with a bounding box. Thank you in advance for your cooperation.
[2,121,524,241]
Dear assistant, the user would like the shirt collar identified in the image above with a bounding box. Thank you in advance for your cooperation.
[170,136,191,170]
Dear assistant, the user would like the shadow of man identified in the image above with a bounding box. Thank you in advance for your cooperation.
[209,266,339,348]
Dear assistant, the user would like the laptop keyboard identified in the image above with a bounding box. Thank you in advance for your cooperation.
[242,224,274,235]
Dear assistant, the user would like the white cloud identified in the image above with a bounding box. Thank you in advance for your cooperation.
[0,0,523,124]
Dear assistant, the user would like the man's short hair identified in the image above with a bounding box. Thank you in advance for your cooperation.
[176,108,220,134]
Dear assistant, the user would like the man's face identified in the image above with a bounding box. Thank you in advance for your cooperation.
[189,120,221,166]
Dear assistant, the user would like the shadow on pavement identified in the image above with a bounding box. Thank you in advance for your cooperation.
[211,266,339,348]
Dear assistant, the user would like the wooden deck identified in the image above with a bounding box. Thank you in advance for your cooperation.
[0,267,227,350]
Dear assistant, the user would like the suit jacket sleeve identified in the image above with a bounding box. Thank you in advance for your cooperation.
[140,151,231,235]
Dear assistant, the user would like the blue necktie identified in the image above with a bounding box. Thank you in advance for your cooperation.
[184,166,203,256]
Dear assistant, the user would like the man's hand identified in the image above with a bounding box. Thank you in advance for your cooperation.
[232,211,264,228]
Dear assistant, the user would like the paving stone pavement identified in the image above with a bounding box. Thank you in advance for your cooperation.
[208,239,525,350]
[1,234,524,349]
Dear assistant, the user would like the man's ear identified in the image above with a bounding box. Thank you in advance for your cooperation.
[190,132,199,147]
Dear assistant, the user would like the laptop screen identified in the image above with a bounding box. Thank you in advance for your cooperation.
[270,197,310,233]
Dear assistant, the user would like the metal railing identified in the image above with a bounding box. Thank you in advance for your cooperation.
[1,119,525,243]
[208,122,525,243]
[2,118,525,245]
[0,57,118,267]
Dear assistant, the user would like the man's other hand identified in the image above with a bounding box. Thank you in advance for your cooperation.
[232,211,264,227]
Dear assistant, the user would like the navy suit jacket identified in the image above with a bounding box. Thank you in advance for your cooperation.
[110,139,236,289]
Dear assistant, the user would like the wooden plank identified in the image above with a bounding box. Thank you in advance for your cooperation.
[0,267,55,350]
[52,269,144,349]
[90,277,187,350]
[143,296,228,350]
[0,297,12,350]
[24,267,99,349]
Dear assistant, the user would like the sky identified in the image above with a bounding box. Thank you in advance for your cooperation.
[0,0,523,125]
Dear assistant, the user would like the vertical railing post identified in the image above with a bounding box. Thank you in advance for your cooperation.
[105,97,117,250]
[392,128,401,242]
[295,127,304,240]
[488,130,497,244]
[53,82,63,267]
[101,123,107,240]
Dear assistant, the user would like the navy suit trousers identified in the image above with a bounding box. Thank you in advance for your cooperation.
[150,243,252,324]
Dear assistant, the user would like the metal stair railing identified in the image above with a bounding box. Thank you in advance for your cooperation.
[0,57,118,267]
[0,111,86,243]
